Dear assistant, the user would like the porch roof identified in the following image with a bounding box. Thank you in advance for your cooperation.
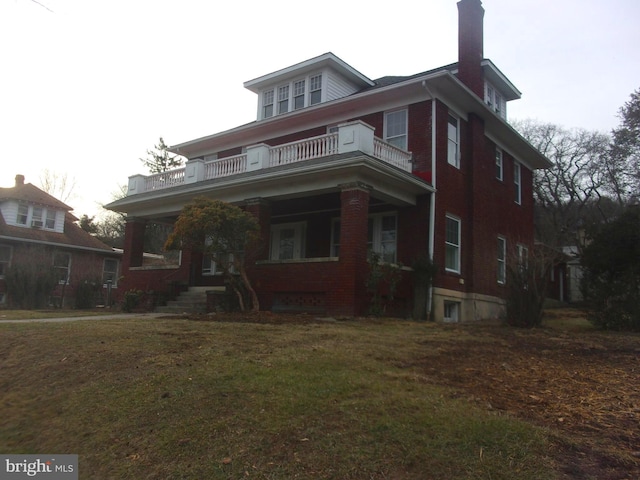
[106,151,434,219]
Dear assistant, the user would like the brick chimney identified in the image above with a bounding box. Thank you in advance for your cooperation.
[457,0,485,98]
[15,174,25,186]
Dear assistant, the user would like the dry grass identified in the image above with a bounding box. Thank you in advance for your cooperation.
[0,315,554,480]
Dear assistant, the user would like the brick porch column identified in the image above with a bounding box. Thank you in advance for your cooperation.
[334,182,371,316]
[122,217,147,269]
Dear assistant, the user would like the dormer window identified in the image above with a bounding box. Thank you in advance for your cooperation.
[485,81,506,118]
[17,204,28,225]
[278,85,289,115]
[263,90,274,118]
[294,80,305,110]
[310,74,322,105]
[13,204,58,230]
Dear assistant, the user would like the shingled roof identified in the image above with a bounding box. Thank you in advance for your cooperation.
[0,175,115,253]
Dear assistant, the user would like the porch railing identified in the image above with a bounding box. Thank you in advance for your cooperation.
[269,133,339,167]
[127,121,413,196]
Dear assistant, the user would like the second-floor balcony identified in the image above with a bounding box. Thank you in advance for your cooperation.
[126,121,413,196]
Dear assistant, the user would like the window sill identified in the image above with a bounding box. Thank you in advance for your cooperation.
[257,257,339,265]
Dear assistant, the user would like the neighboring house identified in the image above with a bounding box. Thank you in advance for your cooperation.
[0,175,121,308]
[106,0,551,321]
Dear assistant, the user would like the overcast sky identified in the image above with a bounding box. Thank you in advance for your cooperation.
[1,0,638,218]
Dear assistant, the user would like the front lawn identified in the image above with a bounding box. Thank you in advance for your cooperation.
[0,316,555,479]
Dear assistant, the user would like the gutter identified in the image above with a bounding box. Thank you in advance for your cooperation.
[0,235,120,255]
[422,81,438,321]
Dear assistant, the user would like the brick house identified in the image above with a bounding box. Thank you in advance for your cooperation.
[107,0,550,321]
[0,175,121,308]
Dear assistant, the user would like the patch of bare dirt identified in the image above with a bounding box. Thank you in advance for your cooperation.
[409,321,640,480]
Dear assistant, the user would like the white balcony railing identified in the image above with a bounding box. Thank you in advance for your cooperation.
[127,121,413,196]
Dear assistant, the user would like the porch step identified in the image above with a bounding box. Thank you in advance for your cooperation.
[156,286,225,314]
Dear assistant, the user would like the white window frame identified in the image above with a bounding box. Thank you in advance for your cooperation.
[514,161,522,204]
[445,215,461,273]
[293,79,305,110]
[367,212,398,263]
[447,113,460,168]
[277,85,289,115]
[53,252,71,285]
[270,222,306,260]
[485,81,506,119]
[384,109,408,151]
[443,301,460,322]
[45,209,56,229]
[309,74,322,105]
[497,236,506,284]
[102,258,119,287]
[495,147,503,181]
[0,244,12,278]
[17,204,28,225]
[262,89,274,118]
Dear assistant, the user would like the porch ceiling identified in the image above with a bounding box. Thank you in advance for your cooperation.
[106,152,434,219]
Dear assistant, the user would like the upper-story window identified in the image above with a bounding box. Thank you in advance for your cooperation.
[485,82,506,119]
[447,114,460,168]
[445,215,461,273]
[384,109,408,151]
[260,73,324,119]
[294,80,305,110]
[17,204,28,225]
[310,74,322,105]
[514,161,522,204]
[14,204,58,230]
[278,85,289,115]
[263,90,274,118]
[495,147,503,180]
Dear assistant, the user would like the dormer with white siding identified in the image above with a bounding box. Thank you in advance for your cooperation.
[244,52,375,121]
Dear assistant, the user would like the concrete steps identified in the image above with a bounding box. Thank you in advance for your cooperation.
[156,286,224,314]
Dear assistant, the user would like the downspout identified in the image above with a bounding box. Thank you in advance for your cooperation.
[422,80,437,320]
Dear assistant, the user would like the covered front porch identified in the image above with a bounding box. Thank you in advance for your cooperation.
[108,122,433,316]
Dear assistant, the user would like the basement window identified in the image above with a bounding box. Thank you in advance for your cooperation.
[443,301,460,322]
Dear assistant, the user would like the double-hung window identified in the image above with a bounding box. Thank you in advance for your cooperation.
[514,161,522,204]
[102,258,119,286]
[497,236,506,284]
[45,209,56,229]
[309,74,322,105]
[330,218,341,257]
[495,147,503,180]
[293,80,305,110]
[447,114,460,168]
[263,90,274,118]
[368,213,397,263]
[270,222,305,260]
[445,215,461,273]
[0,245,11,278]
[17,204,28,225]
[278,85,289,115]
[53,252,71,284]
[384,109,408,151]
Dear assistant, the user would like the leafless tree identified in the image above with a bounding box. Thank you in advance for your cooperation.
[39,169,76,204]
